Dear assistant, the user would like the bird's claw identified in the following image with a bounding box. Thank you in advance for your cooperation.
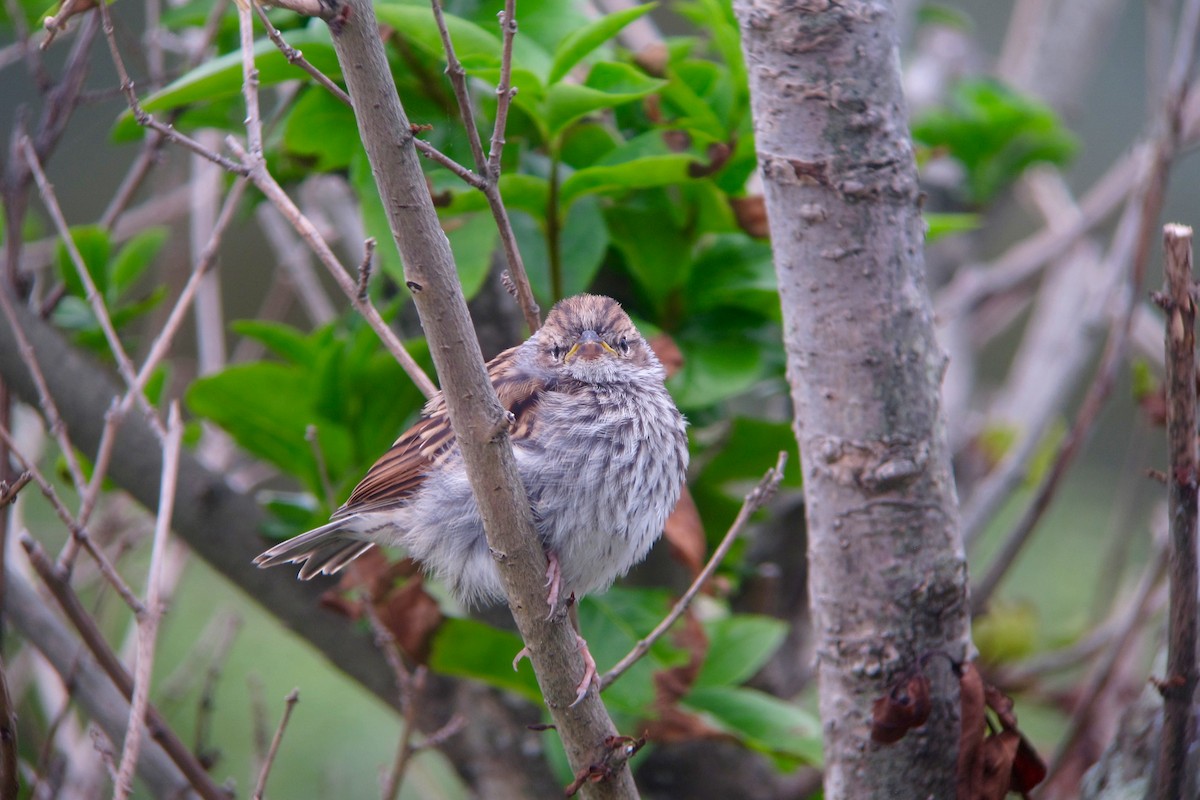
[545,551,562,619]
[513,646,530,671]
[569,632,599,708]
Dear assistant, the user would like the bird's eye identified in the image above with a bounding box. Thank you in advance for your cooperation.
[550,344,564,360]
[617,337,630,354]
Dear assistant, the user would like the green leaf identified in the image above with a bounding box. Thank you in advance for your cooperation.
[446,212,498,300]
[375,3,500,68]
[559,154,697,209]
[547,3,657,84]
[974,601,1038,664]
[606,199,692,303]
[112,26,341,140]
[109,228,168,297]
[186,362,352,493]
[546,62,667,137]
[668,336,766,410]
[684,235,777,316]
[442,173,549,218]
[231,320,319,365]
[683,686,822,768]
[696,418,801,489]
[283,87,360,171]
[912,78,1077,204]
[925,212,980,242]
[558,195,608,297]
[696,615,787,688]
[429,618,542,703]
[56,225,111,298]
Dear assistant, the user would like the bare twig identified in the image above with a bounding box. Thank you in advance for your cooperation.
[254,1,350,104]
[20,138,166,439]
[0,286,87,496]
[0,425,146,614]
[114,404,183,800]
[970,0,1200,612]
[429,0,540,332]
[600,452,787,691]
[1152,223,1198,800]
[357,238,376,303]
[431,0,488,175]
[97,0,248,176]
[304,425,337,511]
[487,0,518,181]
[1044,528,1169,784]
[21,537,228,800]
[251,689,299,800]
[0,472,31,509]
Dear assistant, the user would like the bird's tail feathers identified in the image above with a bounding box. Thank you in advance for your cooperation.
[254,518,375,580]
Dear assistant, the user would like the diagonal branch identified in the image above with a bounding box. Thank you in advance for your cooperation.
[601,452,787,691]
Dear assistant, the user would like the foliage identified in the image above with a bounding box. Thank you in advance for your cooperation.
[912,78,1078,204]
[52,226,168,352]
[99,0,1095,787]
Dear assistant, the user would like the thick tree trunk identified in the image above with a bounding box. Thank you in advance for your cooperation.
[733,2,971,797]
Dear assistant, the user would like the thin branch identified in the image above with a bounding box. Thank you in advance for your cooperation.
[431,0,488,174]
[0,425,145,615]
[0,286,87,496]
[251,689,299,800]
[0,472,31,509]
[1152,223,1198,800]
[357,238,376,303]
[1043,529,1169,784]
[21,537,229,800]
[304,425,337,512]
[486,0,518,181]
[253,1,351,105]
[237,0,264,161]
[19,138,166,439]
[98,0,248,176]
[413,137,487,188]
[970,0,1200,612]
[600,452,787,691]
[429,0,539,332]
[230,139,437,398]
[114,404,183,800]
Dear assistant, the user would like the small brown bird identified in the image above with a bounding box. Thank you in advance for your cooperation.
[256,294,689,701]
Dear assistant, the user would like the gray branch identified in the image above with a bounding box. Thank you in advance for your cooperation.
[733,1,971,797]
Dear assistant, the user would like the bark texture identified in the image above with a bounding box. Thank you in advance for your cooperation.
[733,1,971,797]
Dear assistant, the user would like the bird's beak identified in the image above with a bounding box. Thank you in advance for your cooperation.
[565,330,616,363]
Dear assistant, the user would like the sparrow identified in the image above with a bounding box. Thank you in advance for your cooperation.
[255,294,689,701]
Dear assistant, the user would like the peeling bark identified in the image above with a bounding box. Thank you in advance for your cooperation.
[733,2,972,797]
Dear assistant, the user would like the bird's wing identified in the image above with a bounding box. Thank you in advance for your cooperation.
[333,345,550,517]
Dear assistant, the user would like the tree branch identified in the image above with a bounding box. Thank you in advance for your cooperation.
[324,1,633,794]
[1152,223,1198,800]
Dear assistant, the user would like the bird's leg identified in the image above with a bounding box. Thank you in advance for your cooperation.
[570,631,599,707]
[545,549,563,619]
[568,604,598,707]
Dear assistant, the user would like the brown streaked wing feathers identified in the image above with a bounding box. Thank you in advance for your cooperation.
[333,345,547,517]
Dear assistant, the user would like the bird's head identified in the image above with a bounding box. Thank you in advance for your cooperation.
[531,294,662,384]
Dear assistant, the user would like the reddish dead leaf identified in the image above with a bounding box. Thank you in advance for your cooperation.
[648,333,684,379]
[730,196,770,238]
[983,683,1015,729]
[645,614,723,744]
[375,576,444,664]
[1010,733,1047,793]
[687,143,732,178]
[977,731,1020,800]
[664,487,706,579]
[870,671,932,744]
[956,662,987,800]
